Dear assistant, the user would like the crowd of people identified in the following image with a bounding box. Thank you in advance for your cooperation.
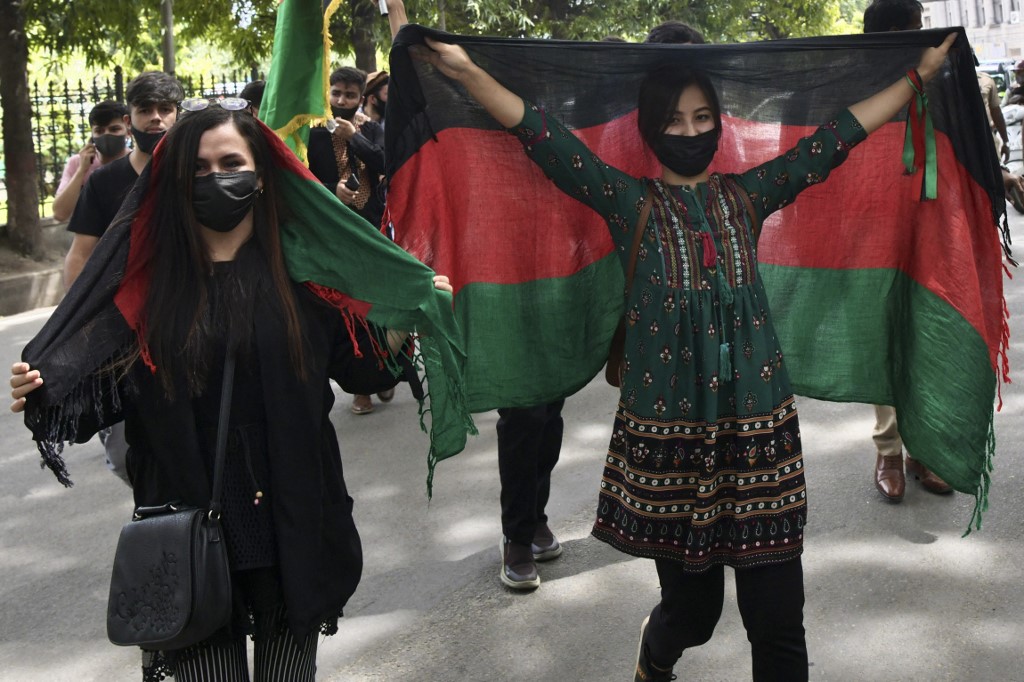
[8,0,1014,680]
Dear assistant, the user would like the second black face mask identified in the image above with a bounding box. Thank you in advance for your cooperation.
[192,171,260,233]
[331,105,358,121]
[131,125,166,154]
[93,133,127,158]
[651,128,720,179]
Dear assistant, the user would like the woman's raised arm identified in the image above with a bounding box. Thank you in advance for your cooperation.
[848,33,957,134]
[418,38,526,128]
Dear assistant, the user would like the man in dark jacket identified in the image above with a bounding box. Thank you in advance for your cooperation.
[308,66,386,231]
[308,66,390,415]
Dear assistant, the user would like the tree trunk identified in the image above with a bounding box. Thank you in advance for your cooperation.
[161,0,176,75]
[350,0,377,73]
[0,0,41,257]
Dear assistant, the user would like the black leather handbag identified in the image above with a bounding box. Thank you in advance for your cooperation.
[106,354,236,650]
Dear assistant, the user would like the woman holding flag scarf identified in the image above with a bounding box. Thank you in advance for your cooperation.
[419,32,956,682]
[10,103,464,679]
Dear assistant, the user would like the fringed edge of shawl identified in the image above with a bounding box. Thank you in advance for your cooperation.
[963,410,996,537]
[997,271,1012,411]
[404,335,479,498]
[304,282,478,498]
[24,344,138,487]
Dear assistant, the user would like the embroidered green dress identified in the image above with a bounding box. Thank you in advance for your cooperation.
[511,105,866,571]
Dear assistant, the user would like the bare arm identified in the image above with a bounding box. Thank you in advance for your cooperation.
[63,234,100,289]
[991,102,1010,162]
[385,0,408,39]
[52,148,95,221]
[848,33,957,134]
[419,38,525,128]
[52,184,83,222]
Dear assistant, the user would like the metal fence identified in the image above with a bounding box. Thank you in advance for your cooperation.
[0,67,263,223]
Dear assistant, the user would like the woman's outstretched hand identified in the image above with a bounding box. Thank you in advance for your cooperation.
[432,274,453,293]
[850,32,959,135]
[917,33,958,83]
[416,38,475,82]
[10,362,42,413]
[413,36,525,127]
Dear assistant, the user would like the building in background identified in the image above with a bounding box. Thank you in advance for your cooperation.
[924,0,1024,61]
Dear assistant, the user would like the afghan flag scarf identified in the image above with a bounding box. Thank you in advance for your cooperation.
[385,26,1010,530]
[21,118,476,492]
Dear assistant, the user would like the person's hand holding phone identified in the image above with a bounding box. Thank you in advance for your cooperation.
[76,142,97,175]
[336,175,359,205]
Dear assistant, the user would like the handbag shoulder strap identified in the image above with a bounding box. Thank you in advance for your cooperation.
[209,351,236,515]
[728,175,762,237]
[624,185,654,300]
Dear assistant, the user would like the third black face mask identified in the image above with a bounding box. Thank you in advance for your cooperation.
[331,105,358,121]
[651,128,720,179]
[131,125,167,155]
[192,171,260,233]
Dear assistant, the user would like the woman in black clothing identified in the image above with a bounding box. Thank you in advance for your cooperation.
[10,106,451,681]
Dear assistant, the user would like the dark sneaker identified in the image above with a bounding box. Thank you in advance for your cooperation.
[499,537,540,590]
[531,522,563,562]
[635,615,676,682]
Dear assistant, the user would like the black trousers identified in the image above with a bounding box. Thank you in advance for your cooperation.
[646,557,808,682]
[496,400,565,546]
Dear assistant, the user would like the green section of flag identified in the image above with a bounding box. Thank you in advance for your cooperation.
[760,263,995,500]
[261,0,336,163]
[458,253,624,412]
[275,168,476,486]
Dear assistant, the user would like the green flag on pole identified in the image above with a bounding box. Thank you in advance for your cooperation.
[261,0,341,163]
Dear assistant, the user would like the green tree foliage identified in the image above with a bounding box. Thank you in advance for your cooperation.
[25,0,862,72]
[394,0,850,43]
[23,0,279,70]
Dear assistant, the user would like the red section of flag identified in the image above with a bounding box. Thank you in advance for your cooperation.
[389,115,1000,367]
[391,128,616,293]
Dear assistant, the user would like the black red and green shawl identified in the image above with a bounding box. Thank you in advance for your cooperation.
[385,26,1011,530]
[21,118,476,492]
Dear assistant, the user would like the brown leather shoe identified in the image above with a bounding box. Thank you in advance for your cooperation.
[875,453,905,502]
[906,456,953,494]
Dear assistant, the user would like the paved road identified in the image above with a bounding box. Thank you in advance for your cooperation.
[1,215,1022,681]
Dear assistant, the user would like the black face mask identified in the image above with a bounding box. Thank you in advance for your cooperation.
[651,128,719,178]
[131,125,166,154]
[374,99,387,119]
[92,133,126,158]
[192,171,260,233]
[331,105,358,121]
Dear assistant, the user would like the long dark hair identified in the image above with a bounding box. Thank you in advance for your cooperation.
[141,107,305,397]
[637,65,722,149]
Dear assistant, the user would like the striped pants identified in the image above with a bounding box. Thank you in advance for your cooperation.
[171,607,317,682]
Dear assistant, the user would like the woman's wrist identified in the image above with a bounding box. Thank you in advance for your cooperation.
[917,63,939,85]
[458,62,487,87]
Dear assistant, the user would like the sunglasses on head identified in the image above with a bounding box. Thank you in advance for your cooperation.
[179,97,251,112]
